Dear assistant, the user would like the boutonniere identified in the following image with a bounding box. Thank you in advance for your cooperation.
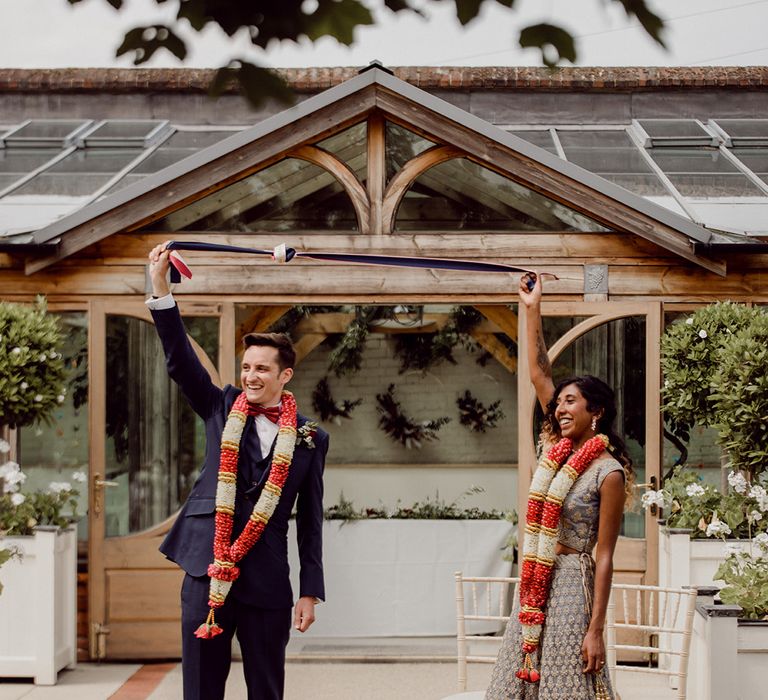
[296,421,318,449]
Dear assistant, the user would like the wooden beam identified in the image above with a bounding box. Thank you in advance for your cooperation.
[381,145,464,233]
[289,144,370,233]
[82,231,674,265]
[469,330,517,374]
[474,305,519,343]
[367,113,386,235]
[294,333,328,363]
[236,305,292,340]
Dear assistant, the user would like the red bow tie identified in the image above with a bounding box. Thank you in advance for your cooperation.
[248,404,280,423]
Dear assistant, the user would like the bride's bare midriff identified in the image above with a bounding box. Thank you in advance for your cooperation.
[555,542,580,555]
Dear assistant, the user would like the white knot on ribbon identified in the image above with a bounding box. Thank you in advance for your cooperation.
[272,243,288,264]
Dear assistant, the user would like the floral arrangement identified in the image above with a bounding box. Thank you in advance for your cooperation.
[642,466,768,540]
[456,390,504,432]
[0,440,84,538]
[715,533,768,620]
[296,421,318,449]
[311,378,362,425]
[375,383,450,449]
[0,297,68,429]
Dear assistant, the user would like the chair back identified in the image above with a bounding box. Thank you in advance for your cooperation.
[454,571,519,692]
[606,583,697,700]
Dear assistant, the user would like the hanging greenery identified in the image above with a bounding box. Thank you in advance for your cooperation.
[268,305,341,338]
[311,377,363,425]
[328,306,388,377]
[375,384,450,449]
[394,306,481,373]
[456,390,505,433]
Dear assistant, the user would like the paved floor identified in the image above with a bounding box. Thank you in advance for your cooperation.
[0,637,678,700]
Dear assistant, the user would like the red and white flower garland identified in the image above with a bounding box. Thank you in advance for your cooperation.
[195,390,298,639]
[517,433,609,683]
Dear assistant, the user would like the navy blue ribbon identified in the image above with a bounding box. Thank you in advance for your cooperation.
[165,240,541,289]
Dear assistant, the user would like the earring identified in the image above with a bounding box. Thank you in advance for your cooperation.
[591,417,597,431]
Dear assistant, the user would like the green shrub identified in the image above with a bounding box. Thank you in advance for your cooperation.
[0,297,67,428]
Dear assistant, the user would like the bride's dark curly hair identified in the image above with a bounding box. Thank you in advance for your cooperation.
[542,375,635,502]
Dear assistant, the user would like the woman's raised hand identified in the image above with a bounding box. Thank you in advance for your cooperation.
[519,271,542,308]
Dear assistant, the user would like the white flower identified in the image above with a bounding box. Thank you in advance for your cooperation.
[685,318,694,325]
[0,439,10,454]
[39,353,46,361]
[748,510,763,524]
[20,381,28,390]
[686,483,706,498]
[49,351,57,359]
[48,481,72,494]
[10,492,25,506]
[33,394,43,402]
[754,532,768,555]
[749,485,768,512]
[728,471,748,495]
[57,395,65,403]
[724,542,744,556]
[641,490,669,509]
[705,512,732,538]
[0,461,26,493]
[72,471,87,483]
[11,346,21,354]
[698,329,708,339]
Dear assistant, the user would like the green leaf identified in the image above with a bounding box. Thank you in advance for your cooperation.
[614,0,665,47]
[519,23,577,67]
[305,0,374,45]
[209,61,295,109]
[116,25,187,65]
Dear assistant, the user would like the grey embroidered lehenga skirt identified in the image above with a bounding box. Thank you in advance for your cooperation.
[485,554,615,700]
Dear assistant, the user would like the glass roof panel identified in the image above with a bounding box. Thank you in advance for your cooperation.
[395,157,610,232]
[509,130,557,154]
[558,130,668,196]
[316,122,366,182]
[3,119,91,146]
[649,148,766,198]
[9,148,143,197]
[385,122,435,182]
[731,148,768,186]
[638,120,711,139]
[82,119,171,148]
[0,148,62,192]
[149,158,358,232]
[711,119,768,147]
[98,131,242,198]
[712,119,768,140]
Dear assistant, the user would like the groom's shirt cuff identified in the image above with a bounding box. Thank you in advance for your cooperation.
[146,293,176,310]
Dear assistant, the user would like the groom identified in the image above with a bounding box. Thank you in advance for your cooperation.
[146,244,328,700]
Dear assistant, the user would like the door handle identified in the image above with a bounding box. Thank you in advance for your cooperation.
[92,473,118,515]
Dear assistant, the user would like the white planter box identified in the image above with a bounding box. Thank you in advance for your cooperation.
[288,519,514,637]
[687,593,768,700]
[658,526,734,590]
[0,527,77,684]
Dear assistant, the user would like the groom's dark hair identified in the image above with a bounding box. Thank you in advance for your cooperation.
[242,332,296,371]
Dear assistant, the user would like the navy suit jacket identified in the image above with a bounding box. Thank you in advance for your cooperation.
[152,304,327,609]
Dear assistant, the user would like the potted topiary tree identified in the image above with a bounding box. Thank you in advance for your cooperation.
[0,297,78,685]
[656,301,768,592]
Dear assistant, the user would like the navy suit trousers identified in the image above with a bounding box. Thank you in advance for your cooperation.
[181,575,292,700]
